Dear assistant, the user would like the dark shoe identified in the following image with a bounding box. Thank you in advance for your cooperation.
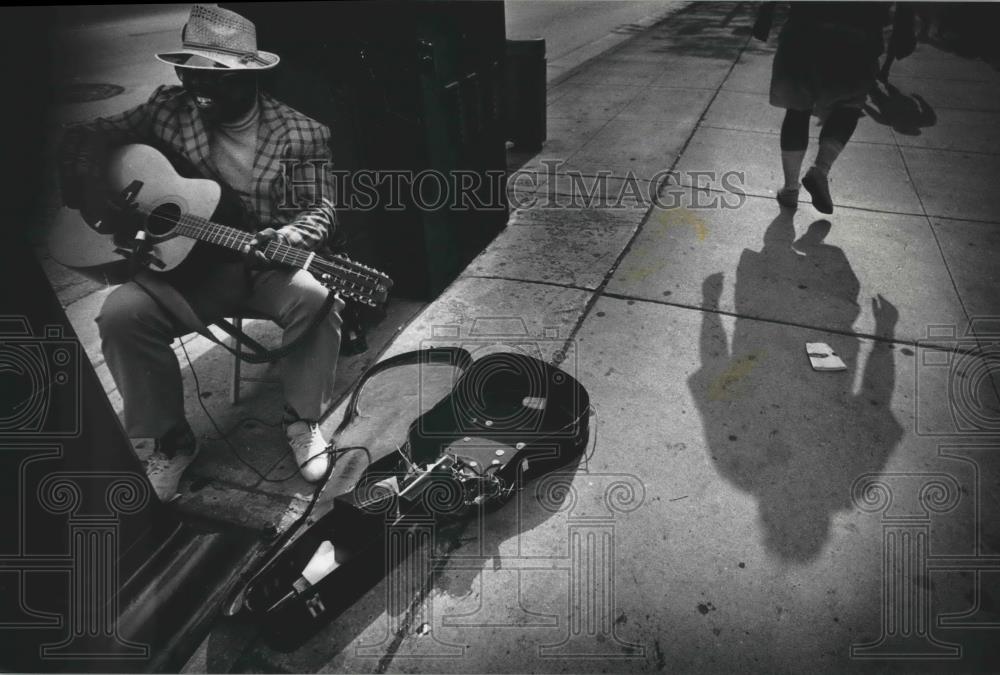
[802,167,833,214]
[776,187,799,209]
[339,326,368,356]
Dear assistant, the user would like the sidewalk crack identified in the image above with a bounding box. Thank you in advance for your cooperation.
[557,6,757,360]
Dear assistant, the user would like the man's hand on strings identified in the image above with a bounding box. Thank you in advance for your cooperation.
[243,228,284,269]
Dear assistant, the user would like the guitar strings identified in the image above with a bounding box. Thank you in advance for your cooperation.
[134,208,384,301]
[169,211,365,277]
[133,207,385,291]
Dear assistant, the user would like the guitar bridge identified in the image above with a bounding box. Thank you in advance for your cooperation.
[113,246,166,269]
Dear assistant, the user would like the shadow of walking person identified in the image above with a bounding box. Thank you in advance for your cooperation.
[865,81,937,136]
[688,212,904,561]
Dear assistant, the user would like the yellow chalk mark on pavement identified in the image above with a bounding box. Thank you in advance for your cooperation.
[656,207,708,241]
[618,208,710,284]
[709,351,765,401]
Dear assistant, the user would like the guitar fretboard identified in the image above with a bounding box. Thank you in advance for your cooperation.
[173,215,309,267]
[165,212,382,301]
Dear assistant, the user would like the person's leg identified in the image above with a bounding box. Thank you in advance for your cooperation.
[97,282,187,440]
[802,106,860,214]
[97,282,200,501]
[98,263,251,500]
[242,268,344,481]
[814,106,860,174]
[243,268,344,420]
[778,108,810,207]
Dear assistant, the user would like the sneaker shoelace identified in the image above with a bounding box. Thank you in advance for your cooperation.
[288,422,325,464]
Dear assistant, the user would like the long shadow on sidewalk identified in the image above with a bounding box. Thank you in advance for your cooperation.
[688,211,904,561]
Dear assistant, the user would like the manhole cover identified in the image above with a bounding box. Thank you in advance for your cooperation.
[56,83,124,104]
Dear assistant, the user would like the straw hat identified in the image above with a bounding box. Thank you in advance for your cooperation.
[156,5,279,70]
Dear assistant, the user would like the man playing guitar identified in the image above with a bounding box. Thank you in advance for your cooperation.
[58,5,344,501]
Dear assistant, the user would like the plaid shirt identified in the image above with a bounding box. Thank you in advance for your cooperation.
[59,85,336,250]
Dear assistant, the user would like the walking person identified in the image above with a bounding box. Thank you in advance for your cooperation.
[753,2,915,213]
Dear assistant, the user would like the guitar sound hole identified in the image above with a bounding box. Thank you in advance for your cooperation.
[147,203,181,236]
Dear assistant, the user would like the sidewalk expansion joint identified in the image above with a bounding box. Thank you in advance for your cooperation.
[462,273,595,295]
[924,213,1000,227]
[669,184,937,221]
[637,83,736,93]
[600,290,986,356]
[530,168,657,183]
[916,102,1000,114]
[890,122,997,406]
[555,14,756,361]
[372,535,466,674]
[698,123,902,150]
[697,121,1000,157]
[888,113,975,329]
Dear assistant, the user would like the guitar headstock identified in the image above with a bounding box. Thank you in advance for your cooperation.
[315,254,393,307]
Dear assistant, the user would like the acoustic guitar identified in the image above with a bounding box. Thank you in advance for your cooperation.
[48,144,391,307]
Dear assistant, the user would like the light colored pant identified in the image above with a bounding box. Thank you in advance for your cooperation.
[96,263,343,439]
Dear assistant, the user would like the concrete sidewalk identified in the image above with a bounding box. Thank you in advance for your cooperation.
[209,3,1000,673]
[34,2,1000,671]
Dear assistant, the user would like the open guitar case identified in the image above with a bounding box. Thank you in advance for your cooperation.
[232,347,590,649]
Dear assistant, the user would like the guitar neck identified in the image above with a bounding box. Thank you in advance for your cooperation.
[170,212,387,305]
[174,215,312,270]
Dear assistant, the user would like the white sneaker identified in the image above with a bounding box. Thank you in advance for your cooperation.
[284,420,331,482]
[142,427,200,503]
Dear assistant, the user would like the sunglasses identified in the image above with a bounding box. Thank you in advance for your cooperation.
[175,67,249,86]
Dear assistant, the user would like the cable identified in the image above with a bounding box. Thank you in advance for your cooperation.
[179,338,371,484]
[182,337,382,613]
[264,443,373,483]
[204,416,282,441]
[396,443,417,472]
[181,339,276,482]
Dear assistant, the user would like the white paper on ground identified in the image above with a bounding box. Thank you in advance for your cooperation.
[805,342,847,371]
